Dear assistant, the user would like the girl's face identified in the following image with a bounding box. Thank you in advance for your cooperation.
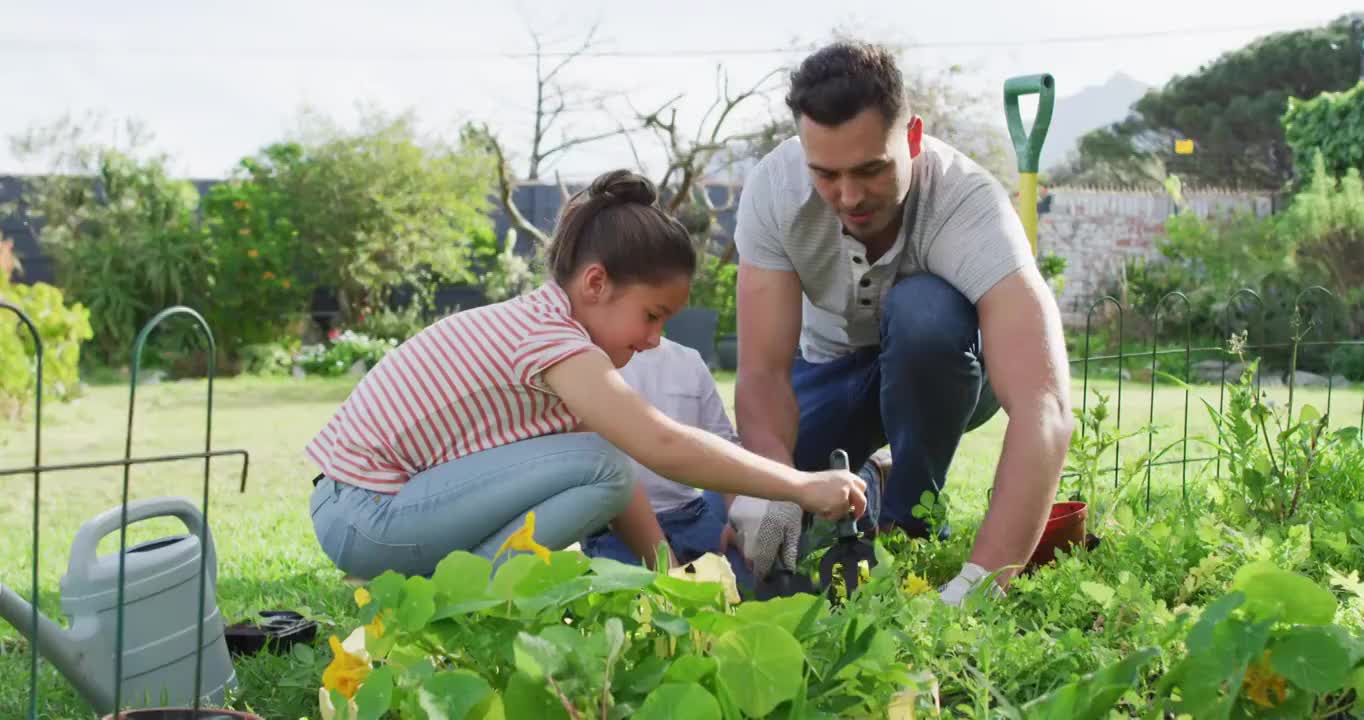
[570,264,692,368]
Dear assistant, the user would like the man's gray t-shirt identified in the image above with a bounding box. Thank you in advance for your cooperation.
[733,134,1034,363]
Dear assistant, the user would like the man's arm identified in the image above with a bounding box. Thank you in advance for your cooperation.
[970,266,1074,585]
[733,262,804,467]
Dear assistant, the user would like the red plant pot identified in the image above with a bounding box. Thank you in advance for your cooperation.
[1026,501,1088,570]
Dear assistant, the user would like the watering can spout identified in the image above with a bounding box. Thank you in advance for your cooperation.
[0,582,112,711]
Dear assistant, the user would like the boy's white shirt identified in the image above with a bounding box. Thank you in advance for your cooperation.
[617,337,740,513]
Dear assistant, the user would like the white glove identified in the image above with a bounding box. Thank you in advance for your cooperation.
[729,496,803,580]
[938,563,1005,607]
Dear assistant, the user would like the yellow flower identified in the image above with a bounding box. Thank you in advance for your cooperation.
[262,271,276,280]
[903,574,934,597]
[322,635,370,699]
[246,248,259,258]
[238,228,252,236]
[354,587,371,608]
[366,613,384,639]
[1243,651,1287,708]
[494,511,551,564]
[281,279,291,289]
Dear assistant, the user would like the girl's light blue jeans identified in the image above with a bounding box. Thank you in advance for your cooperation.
[309,432,636,580]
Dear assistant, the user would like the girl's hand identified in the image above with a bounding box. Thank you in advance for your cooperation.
[798,470,868,521]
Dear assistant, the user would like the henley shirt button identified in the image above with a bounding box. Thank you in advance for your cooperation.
[860,298,872,306]
[852,256,864,264]
[859,278,871,287]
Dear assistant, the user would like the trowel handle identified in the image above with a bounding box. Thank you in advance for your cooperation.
[67,497,216,586]
[829,449,858,535]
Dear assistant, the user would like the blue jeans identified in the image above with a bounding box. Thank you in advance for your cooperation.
[309,432,635,580]
[792,273,1000,538]
[581,491,756,591]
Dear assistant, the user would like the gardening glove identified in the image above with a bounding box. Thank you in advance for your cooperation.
[938,563,1006,607]
[729,496,803,581]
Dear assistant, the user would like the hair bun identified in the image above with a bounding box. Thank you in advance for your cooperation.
[589,169,657,206]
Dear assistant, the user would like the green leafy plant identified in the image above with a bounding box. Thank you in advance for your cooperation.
[0,270,94,417]
[294,331,397,377]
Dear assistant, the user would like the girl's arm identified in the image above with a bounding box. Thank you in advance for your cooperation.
[612,482,678,570]
[543,350,867,519]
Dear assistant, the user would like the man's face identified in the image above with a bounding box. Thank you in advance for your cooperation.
[798,107,918,244]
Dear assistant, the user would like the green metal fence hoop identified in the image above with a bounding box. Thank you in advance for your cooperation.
[1,300,42,720]
[115,306,218,716]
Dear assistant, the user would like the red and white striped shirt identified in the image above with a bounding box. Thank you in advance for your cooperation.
[305,282,602,493]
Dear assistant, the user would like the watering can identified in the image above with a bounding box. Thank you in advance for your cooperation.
[0,496,237,716]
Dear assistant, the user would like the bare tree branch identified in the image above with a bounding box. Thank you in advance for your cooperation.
[477,123,550,247]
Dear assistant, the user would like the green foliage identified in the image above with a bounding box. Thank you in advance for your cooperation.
[1056,16,1360,189]
[1278,154,1364,329]
[0,276,93,415]
[294,331,398,377]
[475,227,542,304]
[8,123,211,362]
[1283,80,1364,184]
[354,303,430,345]
[256,110,497,324]
[200,148,315,355]
[688,256,737,336]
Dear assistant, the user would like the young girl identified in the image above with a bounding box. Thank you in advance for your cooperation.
[306,169,866,580]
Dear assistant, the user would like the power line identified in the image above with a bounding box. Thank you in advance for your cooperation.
[0,18,1333,62]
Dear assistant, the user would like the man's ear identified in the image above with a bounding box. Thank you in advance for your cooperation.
[907,116,924,158]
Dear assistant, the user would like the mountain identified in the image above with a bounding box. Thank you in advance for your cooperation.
[1040,72,1153,174]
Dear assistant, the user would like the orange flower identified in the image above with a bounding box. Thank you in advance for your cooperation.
[246,248,259,258]
[262,271,276,280]
[281,279,291,289]
[232,200,248,209]
[321,635,370,699]
[238,228,251,236]
[494,511,551,565]
[1243,651,1287,708]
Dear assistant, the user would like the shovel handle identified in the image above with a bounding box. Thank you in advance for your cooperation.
[1003,73,1056,174]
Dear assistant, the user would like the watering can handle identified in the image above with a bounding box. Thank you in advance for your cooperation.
[66,497,216,586]
[1003,74,1056,174]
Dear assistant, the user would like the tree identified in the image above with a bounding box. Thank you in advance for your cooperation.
[1060,15,1361,189]
[476,21,635,248]
[1282,78,1364,185]
[6,113,211,361]
[247,108,498,325]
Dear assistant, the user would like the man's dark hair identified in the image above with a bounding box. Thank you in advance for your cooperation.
[785,40,906,128]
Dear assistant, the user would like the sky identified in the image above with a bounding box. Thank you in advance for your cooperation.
[1,0,1361,183]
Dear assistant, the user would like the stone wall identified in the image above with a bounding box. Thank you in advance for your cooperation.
[1038,186,1276,326]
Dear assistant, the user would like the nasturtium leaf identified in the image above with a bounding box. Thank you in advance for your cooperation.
[1232,562,1337,625]
[1270,626,1350,693]
[397,576,437,631]
[634,683,722,720]
[417,670,494,720]
[711,623,804,718]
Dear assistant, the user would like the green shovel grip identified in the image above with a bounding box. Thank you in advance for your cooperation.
[1004,74,1056,174]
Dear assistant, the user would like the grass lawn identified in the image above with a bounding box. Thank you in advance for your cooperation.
[1,372,1361,719]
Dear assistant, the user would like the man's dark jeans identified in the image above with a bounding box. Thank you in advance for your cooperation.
[791,273,1000,539]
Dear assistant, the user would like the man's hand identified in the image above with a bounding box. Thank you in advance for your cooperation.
[938,563,1006,607]
[729,496,803,580]
[970,267,1074,586]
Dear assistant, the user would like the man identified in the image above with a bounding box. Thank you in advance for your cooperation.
[729,40,1073,605]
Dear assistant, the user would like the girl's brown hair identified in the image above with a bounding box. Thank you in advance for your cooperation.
[544,169,696,286]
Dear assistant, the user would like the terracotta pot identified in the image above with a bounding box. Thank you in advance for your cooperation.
[1026,501,1088,570]
[103,709,263,720]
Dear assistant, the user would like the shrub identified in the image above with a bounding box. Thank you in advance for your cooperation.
[689,255,738,336]
[0,267,94,417]
[294,331,397,377]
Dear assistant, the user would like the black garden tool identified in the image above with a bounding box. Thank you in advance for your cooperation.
[817,449,878,600]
